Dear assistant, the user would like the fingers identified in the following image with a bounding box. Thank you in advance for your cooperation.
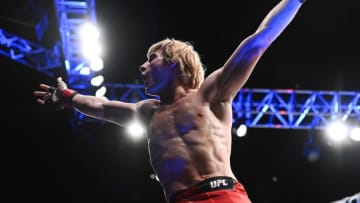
[48,86,56,93]
[36,95,49,104]
[37,84,56,94]
[34,78,63,107]
[34,91,51,98]
[33,90,48,96]
[39,83,50,90]
[34,88,53,105]
[36,98,46,105]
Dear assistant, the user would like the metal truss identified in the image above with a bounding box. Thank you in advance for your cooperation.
[76,84,360,129]
[0,28,61,77]
[232,88,359,129]
[54,0,98,91]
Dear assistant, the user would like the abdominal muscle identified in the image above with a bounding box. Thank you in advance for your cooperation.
[147,115,236,201]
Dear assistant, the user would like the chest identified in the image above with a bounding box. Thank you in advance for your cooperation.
[149,98,207,136]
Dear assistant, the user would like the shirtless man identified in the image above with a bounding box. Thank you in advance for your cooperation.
[34,0,305,202]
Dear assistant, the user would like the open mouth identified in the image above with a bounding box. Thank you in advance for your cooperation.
[141,74,146,83]
[142,76,150,87]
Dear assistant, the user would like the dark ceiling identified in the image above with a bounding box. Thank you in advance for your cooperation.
[95,0,359,91]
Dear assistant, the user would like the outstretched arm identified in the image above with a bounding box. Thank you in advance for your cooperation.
[71,92,138,125]
[255,0,305,44]
[34,77,144,126]
[201,0,305,101]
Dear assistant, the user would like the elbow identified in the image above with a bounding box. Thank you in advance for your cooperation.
[245,39,269,60]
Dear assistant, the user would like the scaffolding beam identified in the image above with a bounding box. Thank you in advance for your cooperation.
[232,88,359,129]
[54,0,98,92]
[0,28,61,77]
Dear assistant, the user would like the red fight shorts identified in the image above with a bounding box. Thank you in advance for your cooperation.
[169,176,252,203]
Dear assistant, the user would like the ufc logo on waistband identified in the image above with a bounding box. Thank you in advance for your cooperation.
[209,179,228,189]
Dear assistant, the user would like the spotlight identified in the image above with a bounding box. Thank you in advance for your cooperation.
[89,56,104,71]
[235,124,247,137]
[82,42,102,59]
[91,75,104,87]
[350,127,360,141]
[79,23,100,41]
[326,121,348,142]
[127,121,145,139]
[95,86,106,97]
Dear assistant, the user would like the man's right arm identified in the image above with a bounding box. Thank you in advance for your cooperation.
[71,94,138,126]
[34,77,144,127]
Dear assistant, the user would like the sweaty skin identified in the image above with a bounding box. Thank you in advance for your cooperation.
[142,92,235,201]
[135,48,241,200]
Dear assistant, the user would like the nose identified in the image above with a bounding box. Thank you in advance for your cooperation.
[139,62,148,73]
[139,66,146,73]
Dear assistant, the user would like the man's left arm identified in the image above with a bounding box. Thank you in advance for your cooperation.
[202,0,305,101]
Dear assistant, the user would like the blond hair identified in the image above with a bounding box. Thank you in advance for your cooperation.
[147,38,205,89]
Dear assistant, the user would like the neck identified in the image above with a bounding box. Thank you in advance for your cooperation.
[159,85,197,105]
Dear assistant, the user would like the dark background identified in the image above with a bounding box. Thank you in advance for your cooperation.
[2,0,359,203]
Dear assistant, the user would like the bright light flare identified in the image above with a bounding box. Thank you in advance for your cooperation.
[90,57,104,71]
[326,121,348,142]
[236,124,247,137]
[127,121,145,139]
[79,23,100,41]
[95,86,107,97]
[91,75,104,87]
[82,42,102,59]
[350,127,360,141]
[79,23,103,59]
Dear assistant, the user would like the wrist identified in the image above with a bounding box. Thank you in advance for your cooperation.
[60,89,78,108]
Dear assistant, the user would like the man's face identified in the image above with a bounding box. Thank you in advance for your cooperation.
[139,51,175,95]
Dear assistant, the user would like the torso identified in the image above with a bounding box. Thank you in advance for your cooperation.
[140,92,236,201]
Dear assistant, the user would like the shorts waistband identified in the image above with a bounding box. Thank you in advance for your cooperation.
[170,176,236,203]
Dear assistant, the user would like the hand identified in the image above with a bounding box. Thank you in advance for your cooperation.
[34,77,77,109]
[33,82,58,106]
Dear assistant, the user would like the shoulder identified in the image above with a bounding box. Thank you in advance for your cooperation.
[197,68,223,101]
[136,99,160,108]
[136,99,160,118]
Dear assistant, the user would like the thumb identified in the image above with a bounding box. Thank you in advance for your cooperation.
[56,77,67,89]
